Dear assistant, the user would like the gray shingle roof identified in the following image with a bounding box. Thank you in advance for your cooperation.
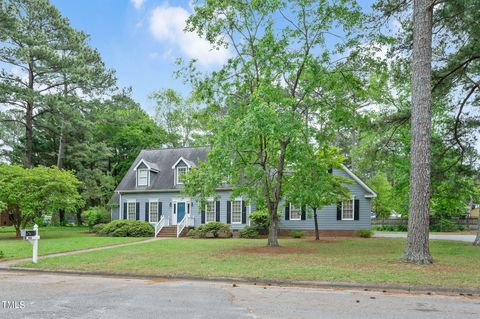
[115,146,208,192]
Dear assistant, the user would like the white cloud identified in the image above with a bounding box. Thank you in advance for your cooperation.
[131,0,145,10]
[149,4,230,67]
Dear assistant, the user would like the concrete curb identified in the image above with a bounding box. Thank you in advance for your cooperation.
[1,266,479,297]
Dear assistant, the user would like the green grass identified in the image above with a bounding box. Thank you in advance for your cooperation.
[15,237,480,289]
[0,226,146,260]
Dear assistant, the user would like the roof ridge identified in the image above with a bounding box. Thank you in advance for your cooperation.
[142,145,209,151]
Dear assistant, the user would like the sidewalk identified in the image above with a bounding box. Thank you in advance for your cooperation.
[374,232,476,242]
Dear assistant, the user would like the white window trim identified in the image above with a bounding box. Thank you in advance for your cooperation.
[176,166,188,185]
[205,199,216,223]
[231,198,242,224]
[149,200,158,223]
[341,198,355,221]
[289,203,302,221]
[137,168,149,186]
[127,200,136,221]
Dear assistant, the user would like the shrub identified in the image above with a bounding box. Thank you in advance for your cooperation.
[98,220,153,237]
[357,230,374,238]
[430,219,461,232]
[82,206,110,230]
[290,230,305,238]
[0,250,4,259]
[249,209,282,233]
[92,223,106,233]
[201,222,231,238]
[397,224,408,232]
[239,226,259,239]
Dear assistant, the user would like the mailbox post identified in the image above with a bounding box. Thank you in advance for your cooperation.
[24,224,40,263]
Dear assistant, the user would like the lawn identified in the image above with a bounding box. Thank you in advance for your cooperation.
[15,237,480,289]
[0,226,147,260]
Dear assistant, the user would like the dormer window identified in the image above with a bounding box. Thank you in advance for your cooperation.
[176,166,188,184]
[138,169,149,186]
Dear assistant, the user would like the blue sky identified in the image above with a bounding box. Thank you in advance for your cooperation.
[51,0,374,115]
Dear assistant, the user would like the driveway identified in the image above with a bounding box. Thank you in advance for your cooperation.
[374,232,477,242]
[0,271,478,319]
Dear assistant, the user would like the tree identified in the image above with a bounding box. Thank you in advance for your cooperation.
[368,172,394,223]
[283,147,351,240]
[151,88,201,147]
[402,0,433,264]
[0,164,84,237]
[184,0,364,246]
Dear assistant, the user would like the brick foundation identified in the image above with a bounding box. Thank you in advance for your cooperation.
[278,229,358,237]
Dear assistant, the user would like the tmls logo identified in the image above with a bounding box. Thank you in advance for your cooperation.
[2,301,25,310]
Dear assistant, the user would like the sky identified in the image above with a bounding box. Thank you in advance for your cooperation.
[50,0,374,115]
[50,0,233,115]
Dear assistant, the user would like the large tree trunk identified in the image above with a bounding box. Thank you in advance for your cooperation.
[25,102,34,168]
[402,0,433,264]
[474,214,480,246]
[57,122,66,169]
[313,208,320,240]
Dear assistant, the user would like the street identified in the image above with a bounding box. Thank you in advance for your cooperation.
[0,271,478,319]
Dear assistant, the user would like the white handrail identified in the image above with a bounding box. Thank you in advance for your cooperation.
[154,215,166,237]
[177,215,187,237]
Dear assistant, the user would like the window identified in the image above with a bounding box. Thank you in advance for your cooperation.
[231,200,242,224]
[290,204,301,220]
[138,169,148,186]
[205,200,216,223]
[342,199,354,220]
[127,201,136,220]
[176,167,188,184]
[149,201,158,222]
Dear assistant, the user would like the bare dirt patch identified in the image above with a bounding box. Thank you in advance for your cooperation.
[238,246,316,255]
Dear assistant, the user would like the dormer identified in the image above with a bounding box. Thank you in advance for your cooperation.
[172,157,196,185]
[133,159,159,187]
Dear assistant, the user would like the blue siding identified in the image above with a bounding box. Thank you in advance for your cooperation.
[113,168,372,231]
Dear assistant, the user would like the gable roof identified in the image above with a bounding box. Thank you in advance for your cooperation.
[340,164,377,198]
[171,156,196,169]
[133,159,160,172]
[115,146,208,192]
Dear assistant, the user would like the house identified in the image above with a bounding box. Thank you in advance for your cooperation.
[110,146,376,237]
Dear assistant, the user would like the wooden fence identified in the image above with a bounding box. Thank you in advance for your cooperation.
[372,217,479,230]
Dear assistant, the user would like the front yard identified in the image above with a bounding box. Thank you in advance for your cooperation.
[0,226,146,260]
[14,237,480,289]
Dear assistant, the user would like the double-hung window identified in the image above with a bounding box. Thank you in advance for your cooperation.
[341,199,354,220]
[205,200,216,223]
[290,204,301,220]
[231,200,242,224]
[149,201,158,222]
[127,201,136,220]
[176,167,188,184]
[138,169,148,186]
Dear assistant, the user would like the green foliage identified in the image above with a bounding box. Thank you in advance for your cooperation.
[249,209,271,230]
[290,230,305,239]
[92,223,106,234]
[239,226,259,239]
[187,228,205,238]
[0,250,4,259]
[97,220,153,237]
[0,164,84,236]
[183,0,365,246]
[368,172,394,220]
[188,223,232,238]
[374,225,408,232]
[356,230,374,238]
[430,220,463,232]
[81,206,110,230]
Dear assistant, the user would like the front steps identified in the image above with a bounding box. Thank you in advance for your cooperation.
[156,226,190,238]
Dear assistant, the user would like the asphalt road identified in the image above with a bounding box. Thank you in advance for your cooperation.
[0,271,479,319]
[374,233,477,242]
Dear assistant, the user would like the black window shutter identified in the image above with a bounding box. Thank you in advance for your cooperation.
[337,202,342,220]
[285,203,290,220]
[201,203,205,224]
[354,199,360,220]
[158,201,162,221]
[242,201,246,224]
[226,201,231,224]
[145,202,149,222]
[136,202,140,220]
[301,205,306,220]
[216,201,220,222]
[123,202,127,220]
